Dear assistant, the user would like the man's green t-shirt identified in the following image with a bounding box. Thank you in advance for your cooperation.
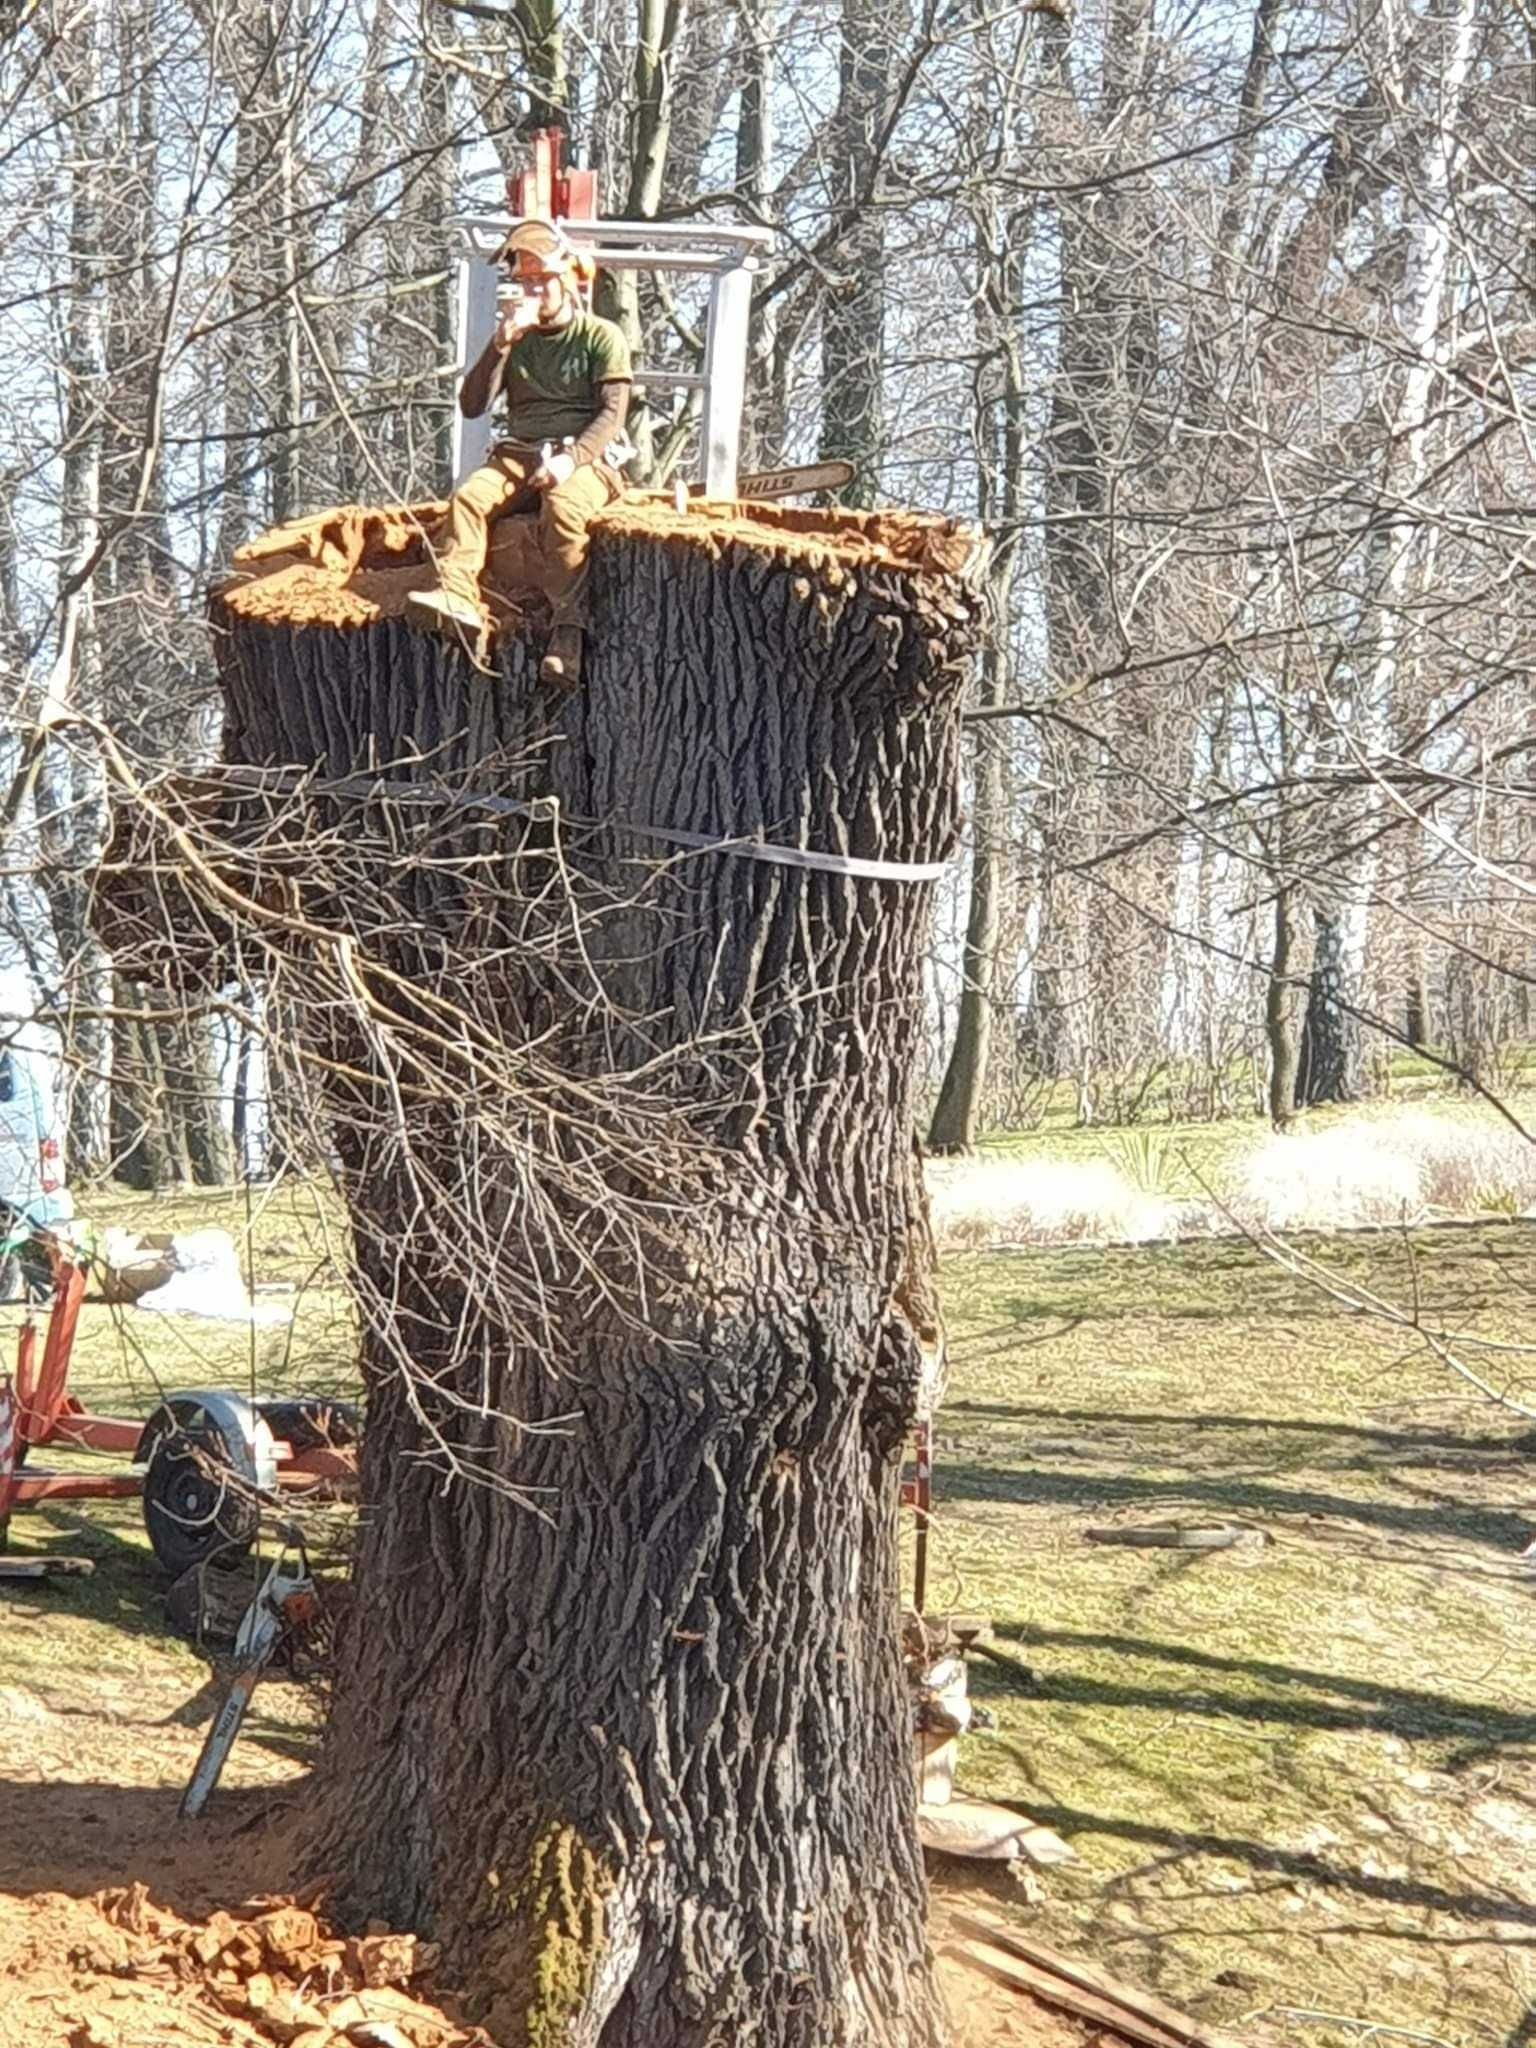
[500,312,632,444]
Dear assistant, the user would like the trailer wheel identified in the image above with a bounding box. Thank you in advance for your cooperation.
[142,1416,260,1577]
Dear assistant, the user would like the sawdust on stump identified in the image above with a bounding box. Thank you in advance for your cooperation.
[214,491,980,636]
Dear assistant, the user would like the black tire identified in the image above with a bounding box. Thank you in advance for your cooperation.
[142,1415,261,1577]
[0,1253,21,1304]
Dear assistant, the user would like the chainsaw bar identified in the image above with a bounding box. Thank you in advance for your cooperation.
[181,1535,317,1818]
[733,459,856,501]
[182,1656,267,1819]
[658,460,856,512]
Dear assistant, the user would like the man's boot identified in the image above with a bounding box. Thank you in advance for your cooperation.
[406,586,487,636]
[540,623,584,691]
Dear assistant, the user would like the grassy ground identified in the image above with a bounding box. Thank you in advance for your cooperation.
[926,1227,1536,2047]
[4,1183,1535,2044]
[1,1180,353,1735]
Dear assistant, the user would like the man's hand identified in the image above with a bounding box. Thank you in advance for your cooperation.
[495,296,539,349]
[460,303,534,420]
[531,449,577,491]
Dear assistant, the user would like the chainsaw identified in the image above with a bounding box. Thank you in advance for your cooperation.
[181,1528,319,1818]
[732,459,855,501]
[658,458,857,511]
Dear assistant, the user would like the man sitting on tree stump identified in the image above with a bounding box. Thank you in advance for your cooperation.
[407,221,632,689]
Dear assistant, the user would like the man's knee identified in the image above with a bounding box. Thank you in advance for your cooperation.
[454,457,526,518]
[543,464,617,539]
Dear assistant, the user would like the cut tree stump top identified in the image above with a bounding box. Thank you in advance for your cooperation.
[216,495,981,636]
[104,491,980,981]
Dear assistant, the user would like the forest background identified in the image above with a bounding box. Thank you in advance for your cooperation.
[1,0,1531,1177]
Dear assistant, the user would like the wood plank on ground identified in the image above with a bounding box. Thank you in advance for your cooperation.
[0,1556,95,1579]
[948,1908,1247,2048]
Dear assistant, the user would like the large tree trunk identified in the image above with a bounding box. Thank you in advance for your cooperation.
[194,497,975,2044]
[1295,902,1363,1107]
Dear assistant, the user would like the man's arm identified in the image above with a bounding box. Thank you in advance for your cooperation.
[570,380,631,466]
[458,337,510,421]
[458,310,525,420]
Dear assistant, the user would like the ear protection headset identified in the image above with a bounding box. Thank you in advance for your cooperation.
[497,217,595,299]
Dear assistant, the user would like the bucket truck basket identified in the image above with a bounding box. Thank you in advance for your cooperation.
[452,133,773,498]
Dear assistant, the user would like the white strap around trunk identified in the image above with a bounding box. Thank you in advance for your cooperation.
[212,767,951,884]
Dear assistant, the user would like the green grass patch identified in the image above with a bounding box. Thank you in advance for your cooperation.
[923,1227,1536,2045]
[1,1180,356,1707]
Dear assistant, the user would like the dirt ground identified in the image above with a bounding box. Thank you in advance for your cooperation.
[0,1658,1089,2046]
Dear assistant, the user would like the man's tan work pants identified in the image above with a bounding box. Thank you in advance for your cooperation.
[432,442,621,623]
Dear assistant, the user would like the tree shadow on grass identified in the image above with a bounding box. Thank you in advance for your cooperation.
[973,1621,1536,1748]
[3,1507,323,1768]
[5,1508,180,1639]
[958,1230,1536,1332]
[946,1401,1533,1458]
[1014,1796,1536,1935]
[938,1457,1533,1553]
[977,1261,1340,1328]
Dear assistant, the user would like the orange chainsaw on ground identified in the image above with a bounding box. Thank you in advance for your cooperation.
[181,1527,321,1818]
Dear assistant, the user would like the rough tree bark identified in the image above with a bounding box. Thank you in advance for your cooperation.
[196,496,976,2045]
[818,0,894,505]
[734,0,779,474]
[926,711,1003,1154]
[1266,884,1304,1131]
[37,1,111,1177]
[927,191,1024,1155]
[1294,903,1362,1107]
